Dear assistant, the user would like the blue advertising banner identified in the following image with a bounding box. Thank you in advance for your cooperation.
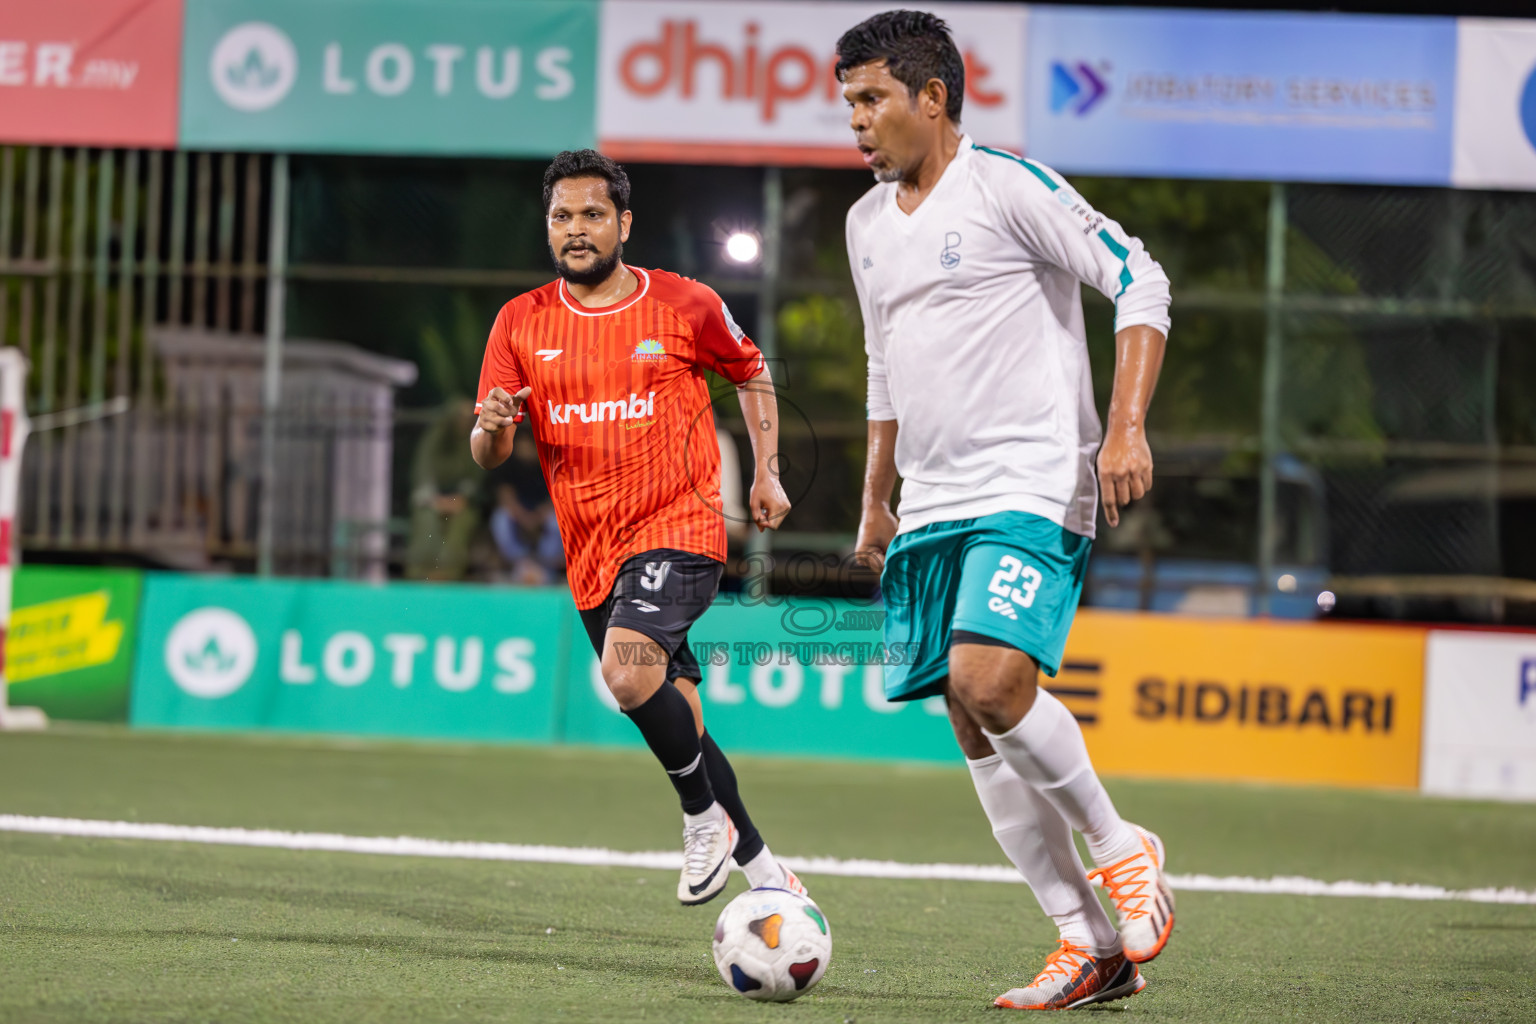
[1025,7,1458,185]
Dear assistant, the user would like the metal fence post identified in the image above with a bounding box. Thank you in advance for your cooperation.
[1258,182,1287,616]
[257,155,290,577]
[746,165,783,567]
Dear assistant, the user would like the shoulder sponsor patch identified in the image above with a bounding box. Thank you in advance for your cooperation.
[721,300,745,344]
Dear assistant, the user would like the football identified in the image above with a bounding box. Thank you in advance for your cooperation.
[712,887,832,1002]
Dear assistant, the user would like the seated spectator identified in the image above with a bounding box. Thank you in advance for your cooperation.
[489,430,565,585]
[406,399,483,581]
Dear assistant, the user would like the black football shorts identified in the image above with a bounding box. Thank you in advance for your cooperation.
[578,548,724,684]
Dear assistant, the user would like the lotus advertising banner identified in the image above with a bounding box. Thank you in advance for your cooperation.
[178,0,598,155]
[558,595,959,760]
[130,575,569,741]
[1026,8,1458,185]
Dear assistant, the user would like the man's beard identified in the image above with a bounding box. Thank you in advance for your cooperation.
[551,241,624,286]
[872,166,903,184]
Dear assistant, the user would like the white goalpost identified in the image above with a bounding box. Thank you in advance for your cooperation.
[0,347,44,730]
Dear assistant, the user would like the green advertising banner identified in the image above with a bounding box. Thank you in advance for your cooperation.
[128,574,961,762]
[130,575,571,741]
[7,567,143,722]
[560,595,958,762]
[180,0,598,155]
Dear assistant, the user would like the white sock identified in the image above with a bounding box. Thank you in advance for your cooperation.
[967,754,1120,955]
[982,690,1141,868]
[741,845,785,890]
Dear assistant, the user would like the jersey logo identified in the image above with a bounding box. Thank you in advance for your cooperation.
[630,599,661,613]
[632,338,667,362]
[545,391,656,425]
[640,561,672,592]
[862,255,873,269]
[536,349,563,361]
[939,231,962,270]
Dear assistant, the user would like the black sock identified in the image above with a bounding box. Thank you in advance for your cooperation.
[623,682,715,814]
[701,731,765,865]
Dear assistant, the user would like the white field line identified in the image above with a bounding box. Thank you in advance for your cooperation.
[3,814,1534,906]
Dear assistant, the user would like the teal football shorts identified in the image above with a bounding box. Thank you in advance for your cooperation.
[879,510,1091,702]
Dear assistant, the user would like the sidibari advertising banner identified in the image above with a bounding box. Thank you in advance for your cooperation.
[178,0,598,155]
[1060,613,1426,788]
[0,0,183,148]
[596,0,1026,166]
[1026,7,1458,186]
[1421,630,1536,801]
[130,574,570,741]
[6,566,143,722]
[1451,19,1536,192]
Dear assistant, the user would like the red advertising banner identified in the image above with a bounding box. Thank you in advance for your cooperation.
[0,0,183,148]
[597,1,1026,167]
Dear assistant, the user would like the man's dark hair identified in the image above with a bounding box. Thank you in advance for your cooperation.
[835,10,965,124]
[542,149,631,214]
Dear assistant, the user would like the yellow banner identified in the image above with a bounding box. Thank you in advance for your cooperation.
[1056,611,1426,789]
[7,590,124,683]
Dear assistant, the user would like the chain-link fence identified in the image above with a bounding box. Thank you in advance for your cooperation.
[3,145,1535,619]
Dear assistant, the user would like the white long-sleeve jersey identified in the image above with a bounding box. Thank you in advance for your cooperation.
[847,137,1172,540]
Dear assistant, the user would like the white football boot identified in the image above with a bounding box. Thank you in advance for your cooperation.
[678,803,738,906]
[1088,823,1175,963]
[779,863,810,900]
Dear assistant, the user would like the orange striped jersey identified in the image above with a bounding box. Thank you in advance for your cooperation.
[476,266,764,610]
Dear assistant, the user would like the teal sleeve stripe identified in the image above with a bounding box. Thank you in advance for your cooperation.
[1096,228,1135,299]
[974,144,1134,299]
[972,143,1059,192]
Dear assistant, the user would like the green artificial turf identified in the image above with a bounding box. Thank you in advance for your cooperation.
[2,726,1534,1022]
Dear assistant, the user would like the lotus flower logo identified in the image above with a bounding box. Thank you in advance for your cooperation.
[165,607,258,698]
[210,23,297,112]
[226,47,282,92]
[185,636,238,674]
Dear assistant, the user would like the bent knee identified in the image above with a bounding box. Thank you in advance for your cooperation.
[600,659,658,710]
[949,654,1039,730]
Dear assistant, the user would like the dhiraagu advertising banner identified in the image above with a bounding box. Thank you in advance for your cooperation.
[178,0,598,155]
[130,574,570,741]
[6,567,143,722]
[1026,7,1457,185]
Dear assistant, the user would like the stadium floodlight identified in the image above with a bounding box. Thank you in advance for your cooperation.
[724,232,761,264]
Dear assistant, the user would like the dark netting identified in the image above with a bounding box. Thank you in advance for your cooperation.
[1280,185,1536,606]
